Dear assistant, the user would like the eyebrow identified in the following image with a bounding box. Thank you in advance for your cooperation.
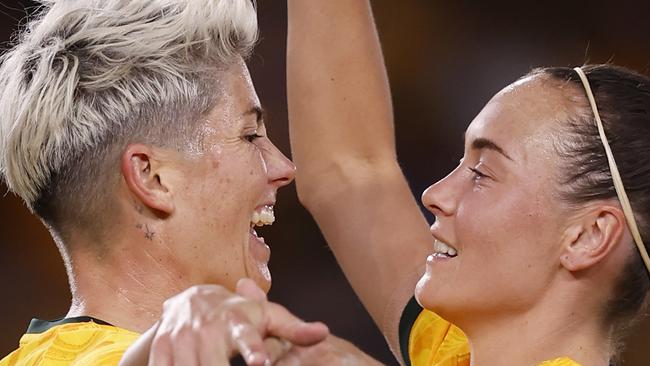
[244,106,265,127]
[469,137,513,161]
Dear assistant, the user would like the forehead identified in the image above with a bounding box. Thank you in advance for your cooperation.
[203,58,260,127]
[220,58,260,111]
[465,75,578,162]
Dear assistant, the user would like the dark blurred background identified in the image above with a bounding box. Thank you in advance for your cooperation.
[1,0,649,364]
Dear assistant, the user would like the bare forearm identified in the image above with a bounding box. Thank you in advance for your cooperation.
[287,0,395,180]
[303,165,432,355]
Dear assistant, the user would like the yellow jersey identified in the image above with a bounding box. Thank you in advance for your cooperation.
[0,317,139,366]
[401,299,581,366]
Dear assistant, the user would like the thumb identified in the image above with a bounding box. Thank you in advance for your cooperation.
[236,278,268,302]
[264,302,329,346]
[236,278,329,346]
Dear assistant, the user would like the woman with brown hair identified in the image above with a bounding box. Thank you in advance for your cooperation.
[286,0,650,365]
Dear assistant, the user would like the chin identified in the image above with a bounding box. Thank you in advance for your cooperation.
[245,260,272,294]
[414,273,432,308]
[415,273,457,320]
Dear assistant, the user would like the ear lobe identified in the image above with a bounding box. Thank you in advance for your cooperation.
[560,206,625,272]
[121,144,175,215]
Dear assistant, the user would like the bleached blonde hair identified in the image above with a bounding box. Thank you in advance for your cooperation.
[0,0,257,233]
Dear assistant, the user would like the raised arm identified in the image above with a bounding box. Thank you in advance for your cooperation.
[287,0,433,357]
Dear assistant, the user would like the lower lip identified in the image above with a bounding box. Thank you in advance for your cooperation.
[426,253,456,264]
[249,230,271,263]
[247,230,272,290]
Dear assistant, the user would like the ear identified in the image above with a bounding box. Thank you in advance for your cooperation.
[560,204,626,272]
[121,144,175,215]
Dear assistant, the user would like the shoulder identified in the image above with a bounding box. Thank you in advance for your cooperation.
[1,321,139,366]
[399,298,470,366]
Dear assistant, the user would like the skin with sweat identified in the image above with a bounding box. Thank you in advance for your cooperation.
[157,58,295,293]
[64,58,295,332]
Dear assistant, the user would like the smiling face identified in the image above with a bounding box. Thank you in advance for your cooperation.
[163,59,295,293]
[415,75,581,324]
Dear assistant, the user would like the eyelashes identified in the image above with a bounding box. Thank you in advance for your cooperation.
[244,133,263,143]
[468,167,489,182]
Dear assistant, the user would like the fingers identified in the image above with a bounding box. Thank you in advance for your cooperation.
[264,302,329,346]
[148,332,172,366]
[129,283,329,366]
[232,280,329,363]
[264,337,293,364]
[170,328,199,366]
[220,295,265,330]
[226,312,269,366]
[288,321,329,346]
[198,338,230,366]
[270,346,301,366]
[235,278,329,346]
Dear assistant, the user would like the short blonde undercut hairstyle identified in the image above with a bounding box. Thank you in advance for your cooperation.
[0,0,257,236]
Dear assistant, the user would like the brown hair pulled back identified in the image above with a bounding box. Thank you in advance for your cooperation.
[532,64,650,354]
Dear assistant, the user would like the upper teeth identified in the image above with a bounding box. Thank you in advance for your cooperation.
[251,205,275,227]
[433,240,457,257]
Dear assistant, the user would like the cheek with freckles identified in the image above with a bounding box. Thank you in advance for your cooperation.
[209,144,223,169]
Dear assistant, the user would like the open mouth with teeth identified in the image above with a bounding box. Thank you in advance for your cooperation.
[432,240,458,259]
[250,205,275,240]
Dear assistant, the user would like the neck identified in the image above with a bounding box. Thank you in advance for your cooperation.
[462,286,611,366]
[62,221,187,333]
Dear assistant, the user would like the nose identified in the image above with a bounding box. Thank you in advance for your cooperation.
[421,170,459,217]
[266,142,296,188]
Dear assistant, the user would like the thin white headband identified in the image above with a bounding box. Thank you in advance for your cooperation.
[573,67,650,274]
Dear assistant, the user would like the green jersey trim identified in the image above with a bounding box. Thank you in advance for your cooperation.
[399,297,422,366]
[26,316,112,334]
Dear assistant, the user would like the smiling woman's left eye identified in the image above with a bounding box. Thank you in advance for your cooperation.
[244,133,263,142]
